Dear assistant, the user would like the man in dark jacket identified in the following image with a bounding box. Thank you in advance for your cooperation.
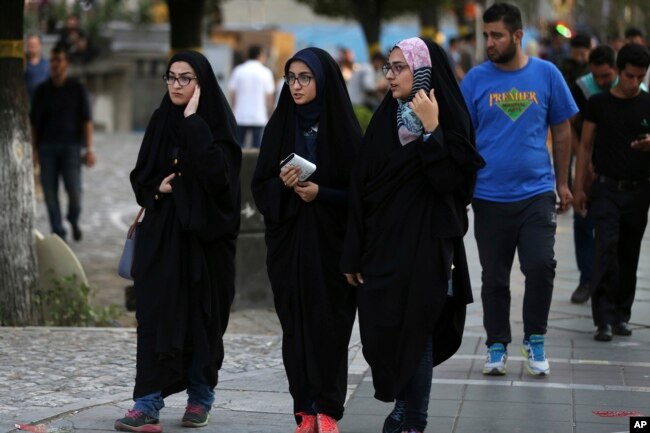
[31,45,95,241]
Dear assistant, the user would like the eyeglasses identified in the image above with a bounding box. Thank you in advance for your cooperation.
[382,62,409,77]
[162,74,197,87]
[284,74,312,87]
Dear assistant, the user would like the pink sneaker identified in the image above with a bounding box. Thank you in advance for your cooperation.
[316,413,339,433]
[181,404,210,428]
[295,412,316,433]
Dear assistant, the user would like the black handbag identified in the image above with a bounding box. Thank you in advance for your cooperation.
[118,207,144,280]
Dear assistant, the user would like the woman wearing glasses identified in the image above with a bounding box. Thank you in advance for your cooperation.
[252,47,362,433]
[115,51,241,432]
[341,38,484,433]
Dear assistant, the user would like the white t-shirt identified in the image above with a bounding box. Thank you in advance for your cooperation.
[228,59,275,126]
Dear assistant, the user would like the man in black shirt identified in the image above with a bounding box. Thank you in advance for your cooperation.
[573,43,650,342]
[31,46,96,241]
[567,45,618,304]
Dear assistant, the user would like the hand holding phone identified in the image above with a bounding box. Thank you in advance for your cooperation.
[631,133,650,151]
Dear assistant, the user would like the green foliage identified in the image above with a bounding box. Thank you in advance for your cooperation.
[33,272,122,327]
[353,105,374,132]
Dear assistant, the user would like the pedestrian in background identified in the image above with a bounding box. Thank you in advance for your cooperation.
[251,47,362,433]
[573,43,650,342]
[228,45,275,149]
[460,2,578,377]
[24,34,50,101]
[30,45,95,242]
[342,37,484,433]
[115,50,241,432]
[568,45,619,304]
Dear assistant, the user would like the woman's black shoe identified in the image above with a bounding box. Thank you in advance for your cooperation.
[594,325,613,342]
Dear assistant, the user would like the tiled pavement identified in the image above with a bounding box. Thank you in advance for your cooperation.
[2,132,649,433]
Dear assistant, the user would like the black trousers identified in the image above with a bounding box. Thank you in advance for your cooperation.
[473,192,557,347]
[589,181,650,327]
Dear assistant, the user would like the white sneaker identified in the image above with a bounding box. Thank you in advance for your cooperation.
[521,334,550,376]
[482,343,507,375]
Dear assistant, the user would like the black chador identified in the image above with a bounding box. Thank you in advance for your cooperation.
[129,51,241,400]
[251,47,362,421]
[341,38,485,402]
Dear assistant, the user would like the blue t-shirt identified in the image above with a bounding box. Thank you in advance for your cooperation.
[461,57,578,202]
[25,58,50,101]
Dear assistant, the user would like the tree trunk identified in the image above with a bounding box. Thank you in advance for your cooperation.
[354,0,383,58]
[167,0,206,52]
[0,0,38,325]
[418,4,439,42]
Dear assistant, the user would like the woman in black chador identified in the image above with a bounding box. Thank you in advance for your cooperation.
[251,47,362,433]
[115,50,241,432]
[341,37,485,433]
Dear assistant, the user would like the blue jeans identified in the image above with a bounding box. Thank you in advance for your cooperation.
[134,356,215,418]
[237,125,263,149]
[392,339,433,432]
[39,144,82,239]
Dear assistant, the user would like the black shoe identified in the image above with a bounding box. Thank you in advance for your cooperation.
[72,224,82,241]
[383,400,405,433]
[613,322,632,336]
[594,325,613,342]
[570,283,591,304]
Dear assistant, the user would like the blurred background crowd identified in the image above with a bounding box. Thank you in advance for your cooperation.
[21,0,649,133]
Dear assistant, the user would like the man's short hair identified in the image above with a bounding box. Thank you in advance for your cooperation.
[248,45,262,60]
[483,3,522,33]
[51,44,69,60]
[588,45,615,68]
[570,33,592,49]
[624,27,643,39]
[616,43,650,71]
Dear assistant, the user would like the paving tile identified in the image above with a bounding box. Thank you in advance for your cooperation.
[459,400,572,422]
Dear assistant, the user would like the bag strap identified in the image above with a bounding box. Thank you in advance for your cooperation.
[127,207,145,239]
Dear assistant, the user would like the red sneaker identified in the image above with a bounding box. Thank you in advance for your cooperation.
[316,413,339,433]
[295,412,316,433]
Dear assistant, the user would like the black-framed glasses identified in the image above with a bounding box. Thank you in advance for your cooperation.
[162,74,197,87]
[381,62,409,77]
[284,74,312,87]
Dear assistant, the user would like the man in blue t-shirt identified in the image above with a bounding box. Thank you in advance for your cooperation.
[24,34,50,101]
[460,3,578,378]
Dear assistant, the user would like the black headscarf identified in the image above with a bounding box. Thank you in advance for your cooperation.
[289,48,326,132]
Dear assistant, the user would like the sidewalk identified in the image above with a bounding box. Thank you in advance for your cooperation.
[3,133,649,433]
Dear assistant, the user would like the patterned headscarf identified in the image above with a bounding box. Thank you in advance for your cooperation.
[394,37,433,145]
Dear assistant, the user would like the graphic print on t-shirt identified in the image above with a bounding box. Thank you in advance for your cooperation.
[489,88,539,121]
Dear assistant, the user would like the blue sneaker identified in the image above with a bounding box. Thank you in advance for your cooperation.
[521,334,550,376]
[482,343,507,375]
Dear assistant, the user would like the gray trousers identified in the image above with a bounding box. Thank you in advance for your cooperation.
[472,192,557,347]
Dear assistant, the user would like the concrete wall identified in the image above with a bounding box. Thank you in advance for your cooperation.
[233,149,273,310]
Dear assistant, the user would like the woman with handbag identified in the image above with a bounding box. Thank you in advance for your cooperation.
[341,37,485,433]
[251,47,362,433]
[115,50,241,432]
